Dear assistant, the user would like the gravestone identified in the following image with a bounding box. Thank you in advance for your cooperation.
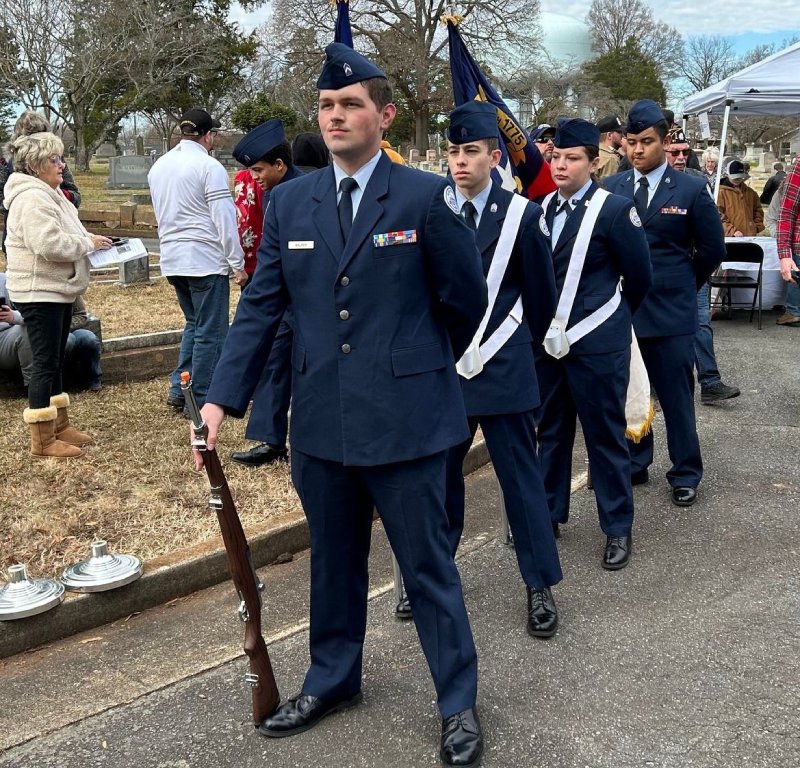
[95,142,117,158]
[135,136,145,155]
[104,155,155,189]
[119,256,150,285]
[426,150,437,163]
[408,149,420,164]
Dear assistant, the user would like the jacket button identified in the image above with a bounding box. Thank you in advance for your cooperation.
[340,276,350,286]
[341,344,351,354]
[339,310,350,320]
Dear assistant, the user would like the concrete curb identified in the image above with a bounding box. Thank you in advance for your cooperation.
[0,440,491,659]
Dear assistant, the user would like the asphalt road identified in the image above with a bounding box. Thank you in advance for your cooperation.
[1,311,799,768]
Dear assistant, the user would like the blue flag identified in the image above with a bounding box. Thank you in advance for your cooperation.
[334,0,353,48]
[446,19,554,198]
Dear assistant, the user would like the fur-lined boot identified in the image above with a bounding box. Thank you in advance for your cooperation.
[24,406,84,459]
[50,393,93,446]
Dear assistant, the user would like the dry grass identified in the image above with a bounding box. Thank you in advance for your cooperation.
[85,278,241,338]
[0,378,302,580]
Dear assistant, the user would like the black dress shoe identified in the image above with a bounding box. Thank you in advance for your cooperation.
[527,586,558,638]
[631,468,649,486]
[258,691,362,738]
[440,707,483,768]
[551,520,561,539]
[602,535,632,570]
[671,486,697,507]
[231,443,288,467]
[395,594,413,620]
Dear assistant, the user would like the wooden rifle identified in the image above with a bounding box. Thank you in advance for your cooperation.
[181,372,280,725]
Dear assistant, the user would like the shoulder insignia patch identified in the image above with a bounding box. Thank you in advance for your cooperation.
[539,214,550,237]
[443,185,460,215]
[629,207,642,227]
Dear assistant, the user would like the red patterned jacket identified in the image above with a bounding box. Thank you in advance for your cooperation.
[233,169,264,276]
[776,158,800,261]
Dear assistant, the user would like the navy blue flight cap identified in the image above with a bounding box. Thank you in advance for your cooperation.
[625,100,667,135]
[553,117,599,149]
[316,42,386,90]
[446,101,498,144]
[232,119,285,167]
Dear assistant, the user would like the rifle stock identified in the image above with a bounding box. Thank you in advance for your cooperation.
[181,373,280,725]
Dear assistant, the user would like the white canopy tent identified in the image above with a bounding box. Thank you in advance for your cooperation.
[683,41,800,198]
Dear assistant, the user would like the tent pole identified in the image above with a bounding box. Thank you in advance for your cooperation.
[714,100,732,202]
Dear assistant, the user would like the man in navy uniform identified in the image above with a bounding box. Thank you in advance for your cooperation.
[535,118,652,570]
[605,100,725,507]
[443,100,563,637]
[229,120,305,467]
[196,43,488,767]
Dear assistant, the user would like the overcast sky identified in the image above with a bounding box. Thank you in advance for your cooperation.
[232,0,800,54]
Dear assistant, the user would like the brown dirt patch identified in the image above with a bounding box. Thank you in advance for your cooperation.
[0,378,301,580]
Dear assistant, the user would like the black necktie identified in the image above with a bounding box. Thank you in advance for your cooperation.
[634,177,649,218]
[556,199,573,219]
[461,201,477,231]
[338,177,359,242]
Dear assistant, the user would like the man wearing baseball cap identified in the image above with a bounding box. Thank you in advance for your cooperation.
[148,108,246,412]
[717,159,764,237]
[595,115,623,178]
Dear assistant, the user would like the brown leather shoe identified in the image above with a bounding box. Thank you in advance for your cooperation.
[777,312,800,325]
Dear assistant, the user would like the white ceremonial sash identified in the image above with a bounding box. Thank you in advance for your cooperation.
[457,194,528,379]
[544,189,621,359]
[625,330,654,441]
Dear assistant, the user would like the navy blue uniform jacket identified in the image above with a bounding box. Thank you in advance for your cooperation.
[542,180,652,354]
[206,152,488,466]
[458,182,557,416]
[604,168,725,338]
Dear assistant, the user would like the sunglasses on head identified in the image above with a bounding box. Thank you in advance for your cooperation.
[667,148,690,157]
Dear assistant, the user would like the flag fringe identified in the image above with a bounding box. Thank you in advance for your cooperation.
[625,401,655,444]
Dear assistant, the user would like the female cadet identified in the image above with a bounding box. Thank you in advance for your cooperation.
[535,118,652,570]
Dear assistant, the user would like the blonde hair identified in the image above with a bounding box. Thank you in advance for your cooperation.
[13,111,51,138]
[10,132,64,176]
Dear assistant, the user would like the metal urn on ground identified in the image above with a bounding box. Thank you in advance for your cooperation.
[60,540,143,593]
[0,564,65,620]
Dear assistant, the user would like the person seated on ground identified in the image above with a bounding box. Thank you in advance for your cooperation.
[760,162,785,206]
[665,130,740,405]
[0,273,103,392]
[717,160,764,237]
[702,147,719,178]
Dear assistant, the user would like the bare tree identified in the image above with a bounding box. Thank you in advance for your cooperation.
[586,0,683,78]
[680,36,737,92]
[266,0,540,150]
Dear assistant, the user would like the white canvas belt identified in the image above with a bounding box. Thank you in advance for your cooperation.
[542,189,621,359]
[456,194,528,379]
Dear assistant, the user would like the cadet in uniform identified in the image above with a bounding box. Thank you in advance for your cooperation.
[229,120,305,467]
[197,44,488,768]
[535,119,652,569]
[442,101,562,636]
[595,115,623,179]
[605,101,725,507]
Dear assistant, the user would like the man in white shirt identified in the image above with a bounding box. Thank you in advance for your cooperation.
[148,108,247,410]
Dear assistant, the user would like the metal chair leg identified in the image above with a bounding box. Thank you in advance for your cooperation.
[497,476,513,546]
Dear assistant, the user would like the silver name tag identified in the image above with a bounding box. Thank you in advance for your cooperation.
[288,241,314,250]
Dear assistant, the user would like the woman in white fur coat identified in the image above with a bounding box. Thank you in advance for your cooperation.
[3,132,112,458]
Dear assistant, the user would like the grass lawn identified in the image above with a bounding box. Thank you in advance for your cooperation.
[0,378,302,581]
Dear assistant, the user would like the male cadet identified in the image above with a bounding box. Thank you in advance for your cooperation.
[665,128,740,405]
[197,43,488,768]
[595,115,623,179]
[443,101,562,637]
[605,100,725,507]
[229,120,305,467]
